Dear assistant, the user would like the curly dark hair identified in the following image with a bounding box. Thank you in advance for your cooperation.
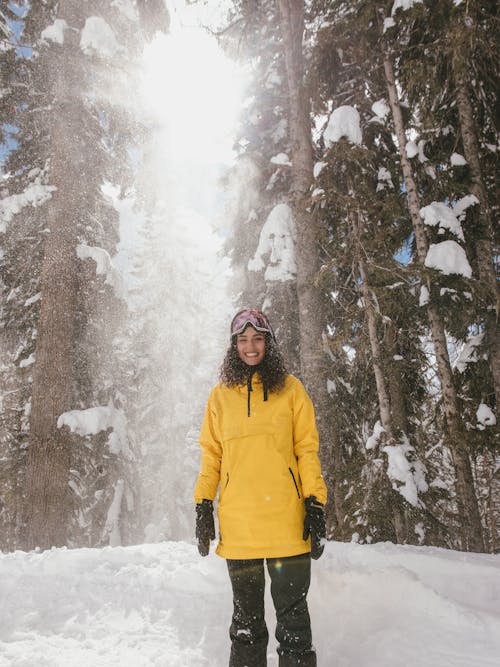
[220,331,288,393]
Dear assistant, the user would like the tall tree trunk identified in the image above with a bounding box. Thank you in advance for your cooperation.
[349,210,408,541]
[23,9,83,550]
[328,424,345,537]
[278,0,320,359]
[266,281,301,376]
[278,0,341,514]
[382,49,484,551]
[451,48,500,409]
[385,323,409,437]
[350,212,394,439]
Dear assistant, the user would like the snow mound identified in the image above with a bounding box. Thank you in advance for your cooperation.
[419,284,429,306]
[80,17,122,58]
[420,201,464,241]
[451,152,467,166]
[382,439,428,507]
[476,403,496,428]
[270,153,292,166]
[313,161,327,179]
[0,541,499,666]
[424,240,472,278]
[371,99,390,120]
[376,166,394,191]
[58,405,131,458]
[454,333,484,373]
[41,19,67,45]
[392,0,423,15]
[248,204,296,282]
[0,182,56,233]
[77,244,124,299]
[365,420,385,450]
[324,106,362,146]
[453,194,479,220]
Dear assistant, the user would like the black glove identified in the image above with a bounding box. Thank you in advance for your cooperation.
[303,495,326,560]
[195,499,215,556]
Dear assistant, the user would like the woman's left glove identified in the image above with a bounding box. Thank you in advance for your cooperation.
[195,499,215,556]
[303,496,326,560]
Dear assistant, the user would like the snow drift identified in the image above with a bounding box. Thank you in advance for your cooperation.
[0,541,499,666]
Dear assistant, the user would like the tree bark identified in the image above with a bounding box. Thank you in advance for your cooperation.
[23,9,83,550]
[278,0,322,374]
[382,49,484,551]
[358,259,394,436]
[349,210,409,542]
[278,0,341,515]
[350,211,394,439]
[385,323,409,436]
[451,51,500,409]
[278,0,324,384]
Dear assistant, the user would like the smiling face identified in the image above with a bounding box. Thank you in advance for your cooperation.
[236,325,266,367]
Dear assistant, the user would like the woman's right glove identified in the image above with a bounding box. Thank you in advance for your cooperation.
[303,495,326,560]
[195,499,215,556]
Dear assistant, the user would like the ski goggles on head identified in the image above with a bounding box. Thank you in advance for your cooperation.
[230,309,276,341]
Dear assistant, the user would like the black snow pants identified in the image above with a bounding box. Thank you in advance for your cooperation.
[226,552,316,667]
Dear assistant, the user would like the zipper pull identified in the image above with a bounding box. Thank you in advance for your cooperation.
[247,373,253,417]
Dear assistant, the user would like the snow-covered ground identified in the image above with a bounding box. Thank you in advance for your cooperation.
[1,541,499,666]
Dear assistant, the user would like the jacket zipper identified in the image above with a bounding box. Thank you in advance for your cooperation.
[289,468,300,499]
[247,374,253,417]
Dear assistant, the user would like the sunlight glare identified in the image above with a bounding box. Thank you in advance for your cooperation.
[140,25,246,166]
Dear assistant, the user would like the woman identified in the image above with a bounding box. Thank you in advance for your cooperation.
[194,309,327,667]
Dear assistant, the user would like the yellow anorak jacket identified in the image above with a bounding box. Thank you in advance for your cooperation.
[194,374,327,559]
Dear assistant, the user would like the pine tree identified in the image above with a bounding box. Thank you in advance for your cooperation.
[0,0,59,550]
[218,0,302,374]
[0,0,150,550]
[380,0,485,550]
[305,0,436,544]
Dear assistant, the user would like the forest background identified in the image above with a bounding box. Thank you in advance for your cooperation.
[0,0,498,556]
